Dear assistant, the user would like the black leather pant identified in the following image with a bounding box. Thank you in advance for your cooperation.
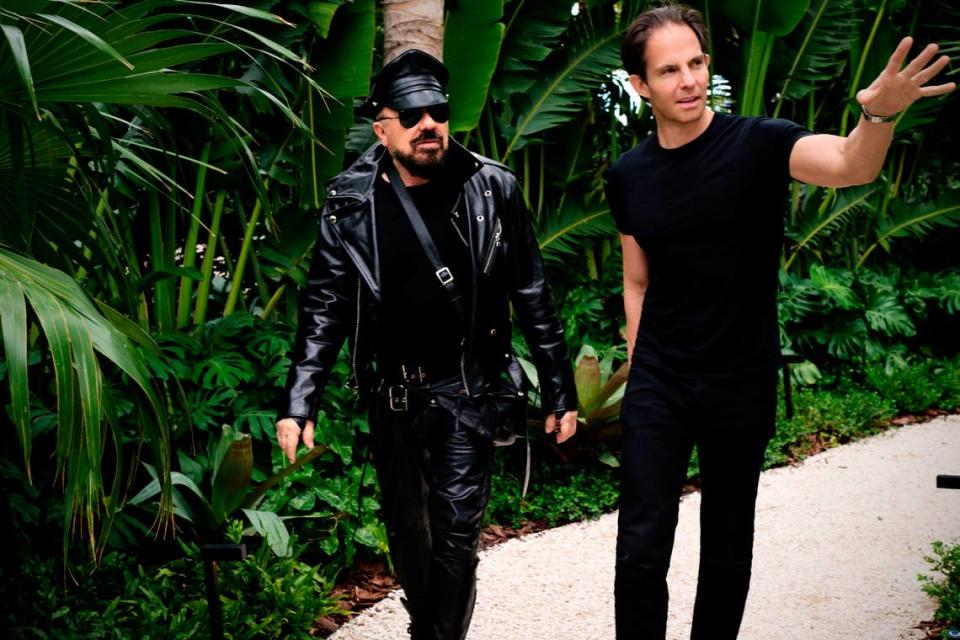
[370,398,494,640]
[615,364,776,640]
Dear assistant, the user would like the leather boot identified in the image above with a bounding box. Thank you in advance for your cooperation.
[426,556,479,640]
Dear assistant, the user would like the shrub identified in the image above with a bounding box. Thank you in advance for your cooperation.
[1,530,343,640]
[487,455,619,528]
[766,384,896,467]
[863,359,960,414]
[919,540,960,637]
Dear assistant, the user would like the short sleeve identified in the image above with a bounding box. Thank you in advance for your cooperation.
[603,166,631,235]
[753,117,813,180]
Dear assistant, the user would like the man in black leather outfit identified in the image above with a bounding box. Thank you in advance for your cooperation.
[275,50,579,639]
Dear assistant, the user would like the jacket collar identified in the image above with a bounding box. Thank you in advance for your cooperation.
[325,136,482,202]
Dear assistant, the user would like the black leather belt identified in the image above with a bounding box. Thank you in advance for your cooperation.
[377,363,463,412]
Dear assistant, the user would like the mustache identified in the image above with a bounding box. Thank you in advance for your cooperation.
[413,131,441,144]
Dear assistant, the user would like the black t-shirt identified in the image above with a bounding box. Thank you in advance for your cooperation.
[605,113,812,377]
[374,167,471,377]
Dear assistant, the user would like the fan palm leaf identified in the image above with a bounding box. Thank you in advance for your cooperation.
[0,0,314,556]
[0,248,173,556]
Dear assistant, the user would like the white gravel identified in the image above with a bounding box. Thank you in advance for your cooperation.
[332,416,960,639]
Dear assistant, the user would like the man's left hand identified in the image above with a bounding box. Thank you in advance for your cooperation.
[857,36,955,118]
[545,410,578,444]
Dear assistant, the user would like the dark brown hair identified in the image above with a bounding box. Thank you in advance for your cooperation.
[621,4,710,80]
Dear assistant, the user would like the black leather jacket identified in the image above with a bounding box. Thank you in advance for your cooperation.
[279,138,577,422]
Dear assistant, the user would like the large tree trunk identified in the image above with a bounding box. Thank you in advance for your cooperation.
[382,0,444,63]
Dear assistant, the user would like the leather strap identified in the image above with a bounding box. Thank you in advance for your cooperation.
[385,161,468,326]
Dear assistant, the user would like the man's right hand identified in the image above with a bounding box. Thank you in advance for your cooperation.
[276,417,315,464]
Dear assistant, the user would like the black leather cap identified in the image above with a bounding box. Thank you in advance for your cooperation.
[358,49,449,118]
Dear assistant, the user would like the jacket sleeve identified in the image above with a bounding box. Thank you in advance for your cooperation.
[277,214,354,423]
[503,176,578,414]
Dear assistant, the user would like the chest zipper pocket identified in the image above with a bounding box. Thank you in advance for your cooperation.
[482,218,502,276]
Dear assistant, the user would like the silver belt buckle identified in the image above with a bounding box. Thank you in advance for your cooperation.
[435,267,454,285]
[388,385,408,412]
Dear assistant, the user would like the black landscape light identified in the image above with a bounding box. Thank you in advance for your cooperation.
[781,354,804,420]
[201,543,247,640]
[936,475,960,490]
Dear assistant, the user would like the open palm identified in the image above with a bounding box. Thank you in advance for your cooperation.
[857,36,956,116]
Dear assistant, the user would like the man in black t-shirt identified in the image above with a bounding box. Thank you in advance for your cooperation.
[605,5,954,639]
[275,50,578,639]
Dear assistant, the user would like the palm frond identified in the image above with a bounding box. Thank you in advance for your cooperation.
[858,190,960,267]
[0,248,173,555]
[499,0,645,161]
[772,0,860,113]
[809,264,859,310]
[493,0,573,98]
[536,206,617,265]
[784,184,879,270]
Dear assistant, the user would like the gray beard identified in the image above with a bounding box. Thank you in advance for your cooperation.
[393,146,447,181]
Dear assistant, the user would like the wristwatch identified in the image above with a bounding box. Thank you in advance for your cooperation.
[860,103,898,123]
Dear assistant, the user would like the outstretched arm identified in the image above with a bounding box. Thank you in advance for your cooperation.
[790,37,955,188]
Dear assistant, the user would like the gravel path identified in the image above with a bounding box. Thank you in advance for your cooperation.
[332,416,960,639]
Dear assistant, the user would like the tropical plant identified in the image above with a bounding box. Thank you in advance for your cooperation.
[0,0,326,555]
[0,249,172,558]
[919,539,960,638]
[572,345,628,437]
[2,1,959,608]
[2,530,345,640]
[778,265,960,369]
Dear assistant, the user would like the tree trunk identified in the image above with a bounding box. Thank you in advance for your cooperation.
[382,0,444,63]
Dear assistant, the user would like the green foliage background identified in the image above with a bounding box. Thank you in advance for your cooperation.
[0,0,958,635]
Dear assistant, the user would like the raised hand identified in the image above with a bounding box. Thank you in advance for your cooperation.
[857,36,955,118]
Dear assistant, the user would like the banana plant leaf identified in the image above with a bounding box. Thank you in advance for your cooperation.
[304,0,375,206]
[444,0,505,132]
[718,0,811,115]
[493,0,572,98]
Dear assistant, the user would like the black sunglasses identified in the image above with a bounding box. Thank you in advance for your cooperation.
[377,103,450,128]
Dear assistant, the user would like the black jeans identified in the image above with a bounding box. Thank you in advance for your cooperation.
[370,399,494,640]
[615,364,776,640]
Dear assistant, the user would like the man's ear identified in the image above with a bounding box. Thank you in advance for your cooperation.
[704,52,711,70]
[628,74,649,100]
[372,121,387,145]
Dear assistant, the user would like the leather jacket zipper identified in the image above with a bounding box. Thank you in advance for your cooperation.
[350,274,361,388]
[460,338,470,395]
[482,218,502,276]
